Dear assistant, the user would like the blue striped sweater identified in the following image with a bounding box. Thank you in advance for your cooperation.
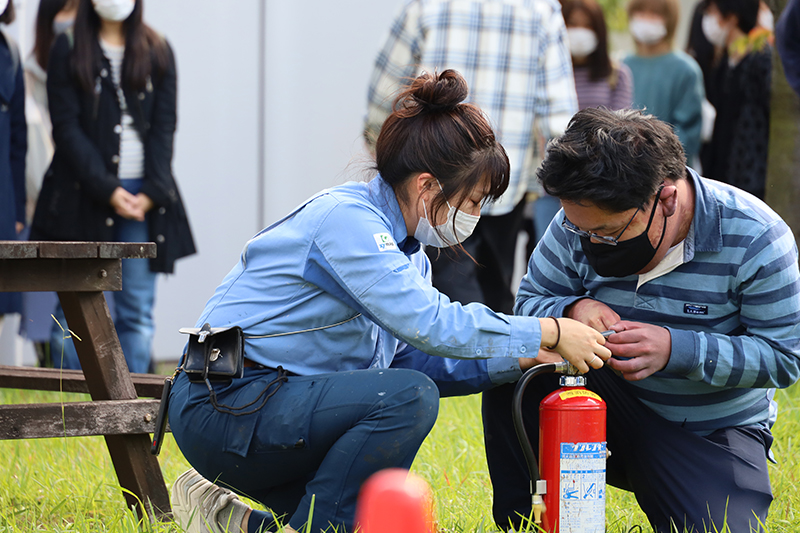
[516,168,800,433]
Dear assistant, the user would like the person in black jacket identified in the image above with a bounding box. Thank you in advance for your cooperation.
[30,0,195,373]
[0,0,27,336]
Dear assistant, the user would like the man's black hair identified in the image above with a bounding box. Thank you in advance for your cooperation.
[537,107,686,212]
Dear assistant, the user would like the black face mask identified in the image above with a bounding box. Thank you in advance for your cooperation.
[580,195,667,278]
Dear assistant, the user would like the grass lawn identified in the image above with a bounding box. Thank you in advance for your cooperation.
[0,378,798,532]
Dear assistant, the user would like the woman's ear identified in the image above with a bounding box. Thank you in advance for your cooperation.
[415,172,437,196]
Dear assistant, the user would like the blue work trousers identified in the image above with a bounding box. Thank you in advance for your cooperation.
[169,367,440,532]
[482,366,773,533]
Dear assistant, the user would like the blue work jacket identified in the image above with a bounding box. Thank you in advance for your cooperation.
[195,176,539,396]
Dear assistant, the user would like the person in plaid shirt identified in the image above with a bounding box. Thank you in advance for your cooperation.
[364,0,578,316]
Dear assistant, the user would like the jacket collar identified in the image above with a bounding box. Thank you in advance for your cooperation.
[685,166,723,254]
[366,175,420,255]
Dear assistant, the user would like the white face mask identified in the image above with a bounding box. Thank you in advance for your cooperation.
[0,0,8,18]
[414,183,480,248]
[758,6,774,31]
[702,13,729,47]
[92,0,135,22]
[567,27,599,58]
[629,16,668,44]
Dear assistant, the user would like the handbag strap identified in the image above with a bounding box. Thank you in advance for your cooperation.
[204,366,289,417]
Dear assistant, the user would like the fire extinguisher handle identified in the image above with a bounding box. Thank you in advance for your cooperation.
[512,362,568,486]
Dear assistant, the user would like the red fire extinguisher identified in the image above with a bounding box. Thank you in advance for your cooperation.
[513,362,607,533]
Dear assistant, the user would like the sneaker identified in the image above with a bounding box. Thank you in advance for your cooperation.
[171,468,248,533]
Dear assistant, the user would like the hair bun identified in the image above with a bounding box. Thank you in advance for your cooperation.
[406,69,468,112]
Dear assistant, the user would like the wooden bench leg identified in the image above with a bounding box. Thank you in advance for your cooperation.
[106,434,172,518]
[58,291,171,519]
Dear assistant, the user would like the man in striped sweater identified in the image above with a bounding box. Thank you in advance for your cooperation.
[483,107,800,532]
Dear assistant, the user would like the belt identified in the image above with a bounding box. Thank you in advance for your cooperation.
[243,357,263,369]
[243,358,297,376]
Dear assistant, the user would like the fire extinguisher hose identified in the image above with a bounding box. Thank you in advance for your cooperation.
[512,361,570,485]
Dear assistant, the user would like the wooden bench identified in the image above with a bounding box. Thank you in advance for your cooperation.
[0,241,170,519]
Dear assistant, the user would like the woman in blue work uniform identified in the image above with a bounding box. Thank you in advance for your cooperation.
[169,70,612,533]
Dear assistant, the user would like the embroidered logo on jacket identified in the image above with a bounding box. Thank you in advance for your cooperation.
[684,304,709,315]
[373,233,397,252]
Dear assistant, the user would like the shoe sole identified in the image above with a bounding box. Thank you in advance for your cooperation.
[172,468,214,533]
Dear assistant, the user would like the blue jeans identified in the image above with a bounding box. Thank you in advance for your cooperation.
[51,180,157,374]
[169,367,440,532]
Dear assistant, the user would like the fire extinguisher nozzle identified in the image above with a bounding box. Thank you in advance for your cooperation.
[532,493,545,525]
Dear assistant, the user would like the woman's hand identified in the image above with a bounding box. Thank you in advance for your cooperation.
[135,193,154,214]
[539,317,611,373]
[519,350,562,370]
[110,187,145,221]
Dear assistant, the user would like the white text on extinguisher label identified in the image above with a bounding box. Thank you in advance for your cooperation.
[559,442,606,533]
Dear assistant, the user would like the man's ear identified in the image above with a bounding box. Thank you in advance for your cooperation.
[660,184,678,217]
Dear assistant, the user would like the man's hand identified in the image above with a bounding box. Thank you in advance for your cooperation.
[605,321,672,380]
[566,298,620,331]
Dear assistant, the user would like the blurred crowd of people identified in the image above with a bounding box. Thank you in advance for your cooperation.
[0,0,194,373]
[364,0,786,316]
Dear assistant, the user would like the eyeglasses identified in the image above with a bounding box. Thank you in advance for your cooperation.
[561,184,664,246]
[562,208,640,246]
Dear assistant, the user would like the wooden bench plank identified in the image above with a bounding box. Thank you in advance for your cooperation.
[0,241,156,260]
[0,399,167,439]
[39,241,100,258]
[0,259,122,292]
[0,365,167,397]
[0,241,38,259]
[99,242,156,259]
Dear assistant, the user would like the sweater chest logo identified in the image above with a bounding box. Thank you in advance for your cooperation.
[373,233,397,252]
[684,303,708,315]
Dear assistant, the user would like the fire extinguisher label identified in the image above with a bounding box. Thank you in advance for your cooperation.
[558,389,602,401]
[559,442,606,533]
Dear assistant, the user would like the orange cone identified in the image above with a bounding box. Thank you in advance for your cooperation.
[355,468,437,533]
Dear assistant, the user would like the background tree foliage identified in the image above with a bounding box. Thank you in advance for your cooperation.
[765,0,800,243]
[596,0,629,30]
